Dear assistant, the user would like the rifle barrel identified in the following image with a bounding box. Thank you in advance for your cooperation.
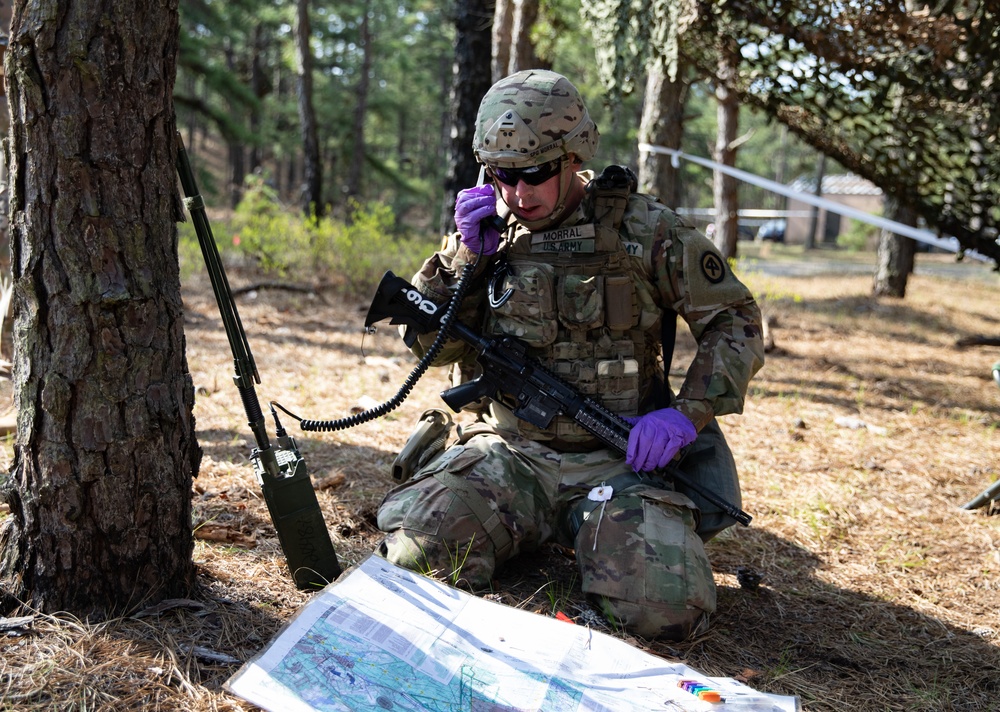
[961,479,1000,510]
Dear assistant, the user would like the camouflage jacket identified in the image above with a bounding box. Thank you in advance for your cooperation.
[410,170,765,438]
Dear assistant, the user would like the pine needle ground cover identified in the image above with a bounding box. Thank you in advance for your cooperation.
[1,252,998,711]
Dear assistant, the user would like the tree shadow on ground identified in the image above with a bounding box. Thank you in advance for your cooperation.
[191,433,392,576]
[0,564,293,709]
[696,526,1000,711]
[751,349,1000,423]
[494,527,1000,712]
[195,427,395,482]
[789,293,1000,339]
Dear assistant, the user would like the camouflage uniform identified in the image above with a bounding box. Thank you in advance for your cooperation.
[378,70,764,641]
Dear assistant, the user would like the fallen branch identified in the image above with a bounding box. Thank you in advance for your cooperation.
[762,314,776,353]
[232,281,329,303]
[955,335,1000,348]
[0,615,34,634]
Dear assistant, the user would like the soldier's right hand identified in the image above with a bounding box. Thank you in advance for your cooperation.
[455,184,501,256]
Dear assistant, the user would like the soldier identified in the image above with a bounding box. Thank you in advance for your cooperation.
[377,69,765,641]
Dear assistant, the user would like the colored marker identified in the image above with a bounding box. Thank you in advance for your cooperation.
[678,679,723,703]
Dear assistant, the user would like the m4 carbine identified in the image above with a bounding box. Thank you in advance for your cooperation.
[365,271,752,527]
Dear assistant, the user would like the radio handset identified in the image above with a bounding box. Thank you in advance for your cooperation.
[477,165,508,237]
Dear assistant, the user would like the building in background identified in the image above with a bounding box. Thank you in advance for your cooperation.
[785,174,884,247]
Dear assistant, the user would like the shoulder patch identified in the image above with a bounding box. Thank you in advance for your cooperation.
[699,251,726,284]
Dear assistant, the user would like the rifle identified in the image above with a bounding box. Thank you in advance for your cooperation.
[176,135,341,589]
[365,271,752,527]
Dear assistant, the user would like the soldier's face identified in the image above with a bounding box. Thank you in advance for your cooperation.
[496,171,563,223]
[493,157,581,224]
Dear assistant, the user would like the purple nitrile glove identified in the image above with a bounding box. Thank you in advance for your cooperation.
[626,408,698,472]
[455,184,501,256]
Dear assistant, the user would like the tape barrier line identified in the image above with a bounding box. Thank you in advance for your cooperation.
[639,142,989,262]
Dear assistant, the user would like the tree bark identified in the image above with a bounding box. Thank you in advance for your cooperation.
[346,0,373,205]
[248,23,268,176]
[440,0,494,236]
[1,0,200,615]
[225,40,246,209]
[638,61,688,205]
[713,46,740,259]
[508,0,540,74]
[491,0,513,83]
[0,40,10,365]
[295,0,324,220]
[873,197,917,298]
[805,153,826,250]
[872,3,918,298]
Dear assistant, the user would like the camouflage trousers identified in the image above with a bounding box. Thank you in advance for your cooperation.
[377,419,740,641]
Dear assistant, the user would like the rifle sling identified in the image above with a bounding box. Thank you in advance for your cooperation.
[661,310,677,405]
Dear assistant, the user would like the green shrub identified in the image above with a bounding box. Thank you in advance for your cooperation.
[322,200,412,295]
[177,219,205,283]
[208,174,432,298]
[837,217,880,252]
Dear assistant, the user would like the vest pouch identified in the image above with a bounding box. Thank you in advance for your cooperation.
[557,274,604,330]
[596,358,639,413]
[486,261,557,347]
[605,274,637,331]
[552,358,598,395]
[390,409,454,483]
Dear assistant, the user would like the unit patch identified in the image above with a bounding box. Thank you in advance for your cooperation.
[530,224,597,254]
[700,251,726,283]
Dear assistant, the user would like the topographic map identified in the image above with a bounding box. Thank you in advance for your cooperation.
[227,556,798,712]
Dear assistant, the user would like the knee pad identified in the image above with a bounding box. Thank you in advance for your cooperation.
[377,445,510,589]
[574,486,716,641]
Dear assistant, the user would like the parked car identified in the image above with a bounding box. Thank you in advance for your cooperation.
[707,222,757,241]
[757,219,786,243]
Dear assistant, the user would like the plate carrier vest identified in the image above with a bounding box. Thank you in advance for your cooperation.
[483,166,672,450]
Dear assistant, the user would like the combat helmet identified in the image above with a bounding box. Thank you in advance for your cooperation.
[473,69,599,169]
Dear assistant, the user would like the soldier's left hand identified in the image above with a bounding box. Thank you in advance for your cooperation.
[626,408,697,471]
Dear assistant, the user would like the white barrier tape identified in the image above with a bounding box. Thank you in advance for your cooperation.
[639,142,989,260]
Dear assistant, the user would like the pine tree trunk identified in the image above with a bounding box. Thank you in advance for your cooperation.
[805,154,826,250]
[873,197,917,298]
[491,0,513,83]
[0,0,200,615]
[508,0,540,74]
[295,0,324,220]
[345,0,373,205]
[440,0,494,236]
[248,23,267,175]
[638,61,688,205]
[225,43,246,209]
[713,47,740,259]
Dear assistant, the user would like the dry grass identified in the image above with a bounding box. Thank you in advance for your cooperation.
[1,251,999,711]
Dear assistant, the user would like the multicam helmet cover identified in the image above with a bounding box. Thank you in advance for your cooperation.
[473,69,600,169]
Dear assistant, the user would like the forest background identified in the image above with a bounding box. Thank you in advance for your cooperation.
[0,1,998,711]
[176,0,822,251]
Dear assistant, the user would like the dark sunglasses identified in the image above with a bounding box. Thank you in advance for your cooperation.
[489,158,564,187]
